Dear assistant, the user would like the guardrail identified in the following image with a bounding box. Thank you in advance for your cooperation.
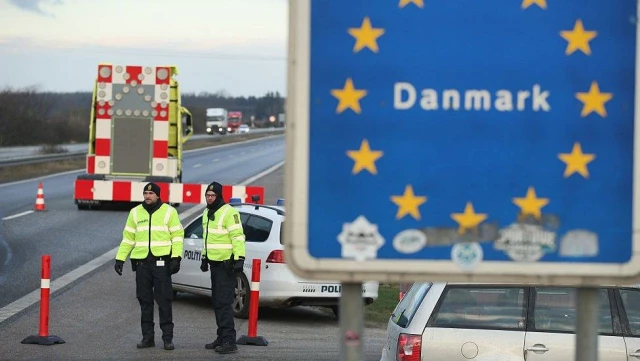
[0,152,87,167]
[0,128,285,167]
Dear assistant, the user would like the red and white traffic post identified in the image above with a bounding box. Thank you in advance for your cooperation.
[21,255,65,345]
[236,258,268,346]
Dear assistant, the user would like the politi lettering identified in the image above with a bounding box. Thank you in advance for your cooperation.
[183,249,202,261]
[319,285,368,293]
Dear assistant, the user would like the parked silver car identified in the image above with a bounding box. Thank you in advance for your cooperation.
[381,282,640,361]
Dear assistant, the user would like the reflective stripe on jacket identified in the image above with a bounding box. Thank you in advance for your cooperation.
[115,203,184,261]
[202,204,246,261]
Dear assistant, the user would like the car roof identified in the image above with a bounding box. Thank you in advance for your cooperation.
[231,203,286,218]
[424,281,640,289]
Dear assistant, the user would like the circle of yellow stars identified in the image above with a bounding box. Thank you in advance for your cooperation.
[336,0,613,234]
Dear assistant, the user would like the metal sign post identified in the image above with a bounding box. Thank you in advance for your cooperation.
[576,287,599,361]
[286,1,638,360]
[340,283,364,361]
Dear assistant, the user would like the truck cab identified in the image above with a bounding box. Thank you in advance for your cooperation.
[227,111,243,133]
[206,108,228,135]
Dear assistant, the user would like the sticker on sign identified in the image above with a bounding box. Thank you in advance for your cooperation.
[284,0,640,285]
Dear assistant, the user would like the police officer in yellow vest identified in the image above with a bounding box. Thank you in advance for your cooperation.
[114,182,184,351]
[199,181,246,354]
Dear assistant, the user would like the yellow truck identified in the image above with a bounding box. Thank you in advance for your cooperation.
[74,63,193,209]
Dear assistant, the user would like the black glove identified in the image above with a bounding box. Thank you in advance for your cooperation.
[169,257,181,274]
[114,260,124,276]
[200,257,209,272]
[233,257,245,274]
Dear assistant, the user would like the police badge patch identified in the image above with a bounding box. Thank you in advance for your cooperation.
[233,214,240,224]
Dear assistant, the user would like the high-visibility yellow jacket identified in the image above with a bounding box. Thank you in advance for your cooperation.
[115,203,184,261]
[202,204,246,261]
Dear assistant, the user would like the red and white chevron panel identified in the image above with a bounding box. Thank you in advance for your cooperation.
[74,180,265,205]
[89,64,175,177]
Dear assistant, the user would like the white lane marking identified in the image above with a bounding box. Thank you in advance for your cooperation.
[213,158,220,162]
[193,164,202,168]
[2,210,34,220]
[239,161,285,186]
[183,133,282,154]
[0,164,284,325]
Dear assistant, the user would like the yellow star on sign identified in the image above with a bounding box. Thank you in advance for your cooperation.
[560,19,597,56]
[558,142,596,178]
[450,202,487,235]
[512,186,550,220]
[330,78,368,114]
[521,0,547,9]
[576,81,613,118]
[390,185,427,220]
[346,139,383,175]
[348,17,385,53]
[399,0,424,8]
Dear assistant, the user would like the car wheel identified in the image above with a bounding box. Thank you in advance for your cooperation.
[233,273,250,319]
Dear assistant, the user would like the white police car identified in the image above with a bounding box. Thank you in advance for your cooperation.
[172,197,379,318]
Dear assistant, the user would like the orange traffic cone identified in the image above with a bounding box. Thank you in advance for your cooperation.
[34,182,46,211]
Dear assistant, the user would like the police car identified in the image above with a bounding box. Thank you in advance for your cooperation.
[172,197,379,318]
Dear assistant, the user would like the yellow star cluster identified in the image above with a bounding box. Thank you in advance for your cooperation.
[337,1,611,234]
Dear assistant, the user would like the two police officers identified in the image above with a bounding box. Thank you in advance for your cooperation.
[114,182,184,351]
[200,181,246,354]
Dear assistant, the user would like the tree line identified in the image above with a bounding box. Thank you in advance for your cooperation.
[0,87,286,146]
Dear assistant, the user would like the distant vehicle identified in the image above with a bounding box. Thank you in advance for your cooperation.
[380,281,640,361]
[172,197,379,318]
[238,124,250,134]
[205,108,228,135]
[228,111,243,133]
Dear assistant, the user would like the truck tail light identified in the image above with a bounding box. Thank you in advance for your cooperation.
[396,333,421,361]
[266,250,285,264]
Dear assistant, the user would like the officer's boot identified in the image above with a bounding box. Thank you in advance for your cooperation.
[136,338,155,349]
[215,341,238,354]
[205,338,222,349]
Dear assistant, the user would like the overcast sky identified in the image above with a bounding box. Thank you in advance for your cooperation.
[0,0,287,97]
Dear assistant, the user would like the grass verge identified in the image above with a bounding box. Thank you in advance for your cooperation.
[364,283,400,328]
[0,131,284,184]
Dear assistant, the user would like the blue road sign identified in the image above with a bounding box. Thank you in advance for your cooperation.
[285,0,640,284]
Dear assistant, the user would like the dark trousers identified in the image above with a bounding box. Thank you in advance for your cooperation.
[135,261,173,342]
[210,262,237,344]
